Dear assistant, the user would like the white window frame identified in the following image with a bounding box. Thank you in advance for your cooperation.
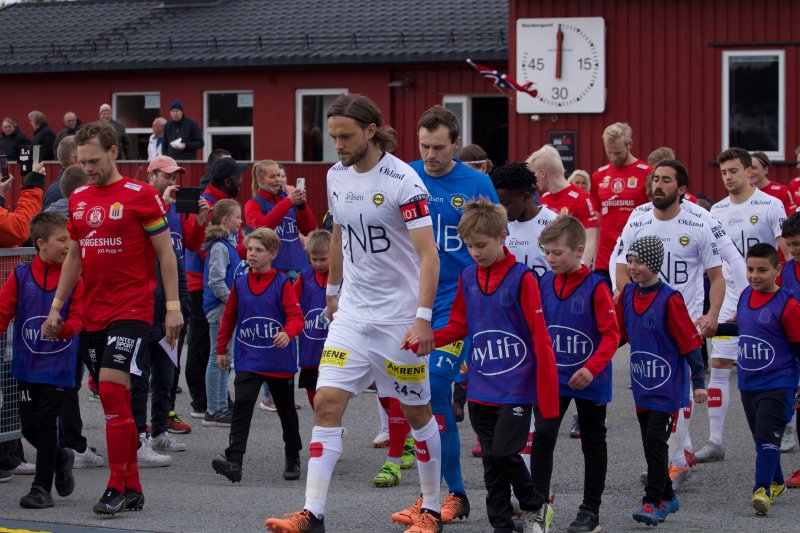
[295,88,348,162]
[112,92,160,157]
[203,90,254,161]
[721,50,785,160]
[443,95,471,147]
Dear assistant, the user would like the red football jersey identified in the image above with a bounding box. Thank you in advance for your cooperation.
[68,177,168,331]
[539,183,599,228]
[591,159,652,270]
[760,180,795,215]
[683,191,698,204]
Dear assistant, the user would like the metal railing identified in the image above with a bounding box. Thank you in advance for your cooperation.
[0,247,36,443]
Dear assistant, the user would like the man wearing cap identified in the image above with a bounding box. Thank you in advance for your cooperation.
[163,101,204,161]
[98,104,133,160]
[183,157,247,419]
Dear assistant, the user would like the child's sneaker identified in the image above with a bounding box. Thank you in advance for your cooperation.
[569,414,581,439]
[567,508,600,532]
[632,503,660,526]
[372,429,390,448]
[259,396,277,412]
[786,468,800,488]
[440,491,470,523]
[167,411,192,434]
[211,455,242,483]
[752,487,771,515]
[149,432,186,452]
[202,409,232,427]
[19,485,54,509]
[137,433,172,468]
[522,502,553,533]
[769,481,785,502]
[391,494,422,526]
[372,461,401,487]
[265,509,325,533]
[657,495,679,522]
[54,448,75,497]
[400,437,415,469]
[70,447,105,469]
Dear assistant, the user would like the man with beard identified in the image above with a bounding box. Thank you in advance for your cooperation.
[615,160,725,489]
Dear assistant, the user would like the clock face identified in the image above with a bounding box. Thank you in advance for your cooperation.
[516,17,606,114]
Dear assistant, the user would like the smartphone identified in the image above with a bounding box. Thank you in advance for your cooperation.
[33,145,41,168]
[18,145,31,176]
[0,155,8,180]
[175,187,202,214]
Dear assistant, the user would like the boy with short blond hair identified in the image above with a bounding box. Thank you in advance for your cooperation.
[429,198,559,532]
[533,215,620,533]
[0,211,84,508]
[294,229,332,408]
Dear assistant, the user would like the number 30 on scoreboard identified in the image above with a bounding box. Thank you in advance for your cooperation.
[516,17,606,114]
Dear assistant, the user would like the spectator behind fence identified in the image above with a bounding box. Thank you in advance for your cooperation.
[28,111,55,162]
[53,112,81,158]
[1,117,32,162]
[0,164,46,247]
[148,118,167,161]
[164,100,204,161]
[45,166,88,216]
[42,135,80,211]
[98,103,133,160]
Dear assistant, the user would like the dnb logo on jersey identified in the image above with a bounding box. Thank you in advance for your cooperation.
[450,194,466,209]
[303,307,328,340]
[372,193,385,206]
[750,215,759,225]
[549,325,594,368]
[237,316,284,348]
[630,351,672,390]
[679,235,690,247]
[471,329,527,376]
[21,316,73,354]
[737,335,775,371]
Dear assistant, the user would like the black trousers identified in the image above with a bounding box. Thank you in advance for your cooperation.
[636,409,675,506]
[131,340,176,437]
[186,290,209,412]
[225,371,302,465]
[452,381,467,409]
[18,381,69,492]
[469,402,547,532]
[741,388,793,445]
[531,397,607,514]
[58,358,88,453]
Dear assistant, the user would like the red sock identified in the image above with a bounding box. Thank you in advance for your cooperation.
[378,396,391,413]
[99,381,131,493]
[306,389,316,409]
[388,398,410,459]
[124,388,142,492]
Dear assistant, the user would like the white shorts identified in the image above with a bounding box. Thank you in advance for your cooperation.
[317,319,431,406]
[711,294,738,361]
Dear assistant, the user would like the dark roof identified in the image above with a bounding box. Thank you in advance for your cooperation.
[0,0,507,74]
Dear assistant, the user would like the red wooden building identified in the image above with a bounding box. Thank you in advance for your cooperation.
[1,0,799,208]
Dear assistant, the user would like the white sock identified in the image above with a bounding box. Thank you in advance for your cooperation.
[411,416,441,513]
[377,396,389,433]
[303,426,343,518]
[707,367,731,446]
[788,411,797,432]
[522,412,535,473]
[668,400,692,468]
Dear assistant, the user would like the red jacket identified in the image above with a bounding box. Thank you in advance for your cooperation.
[244,189,317,234]
[0,186,42,247]
[434,249,560,419]
[0,255,85,339]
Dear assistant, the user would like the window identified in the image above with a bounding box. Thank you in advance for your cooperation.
[204,91,253,161]
[113,92,160,160]
[295,89,347,162]
[443,95,508,165]
[722,51,785,159]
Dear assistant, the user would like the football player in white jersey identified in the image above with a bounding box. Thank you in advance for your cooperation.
[491,162,558,278]
[615,160,725,489]
[266,95,443,533]
[694,148,788,465]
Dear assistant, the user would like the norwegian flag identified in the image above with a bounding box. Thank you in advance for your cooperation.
[467,59,538,97]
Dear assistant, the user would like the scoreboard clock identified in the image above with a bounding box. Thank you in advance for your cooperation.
[516,17,606,114]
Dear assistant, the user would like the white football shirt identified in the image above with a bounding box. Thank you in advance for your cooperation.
[328,153,433,324]
[507,206,558,278]
[616,208,722,320]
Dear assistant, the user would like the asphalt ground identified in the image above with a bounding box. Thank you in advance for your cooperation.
[1,345,799,533]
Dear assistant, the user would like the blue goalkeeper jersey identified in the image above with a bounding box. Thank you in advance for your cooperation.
[410,159,499,379]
